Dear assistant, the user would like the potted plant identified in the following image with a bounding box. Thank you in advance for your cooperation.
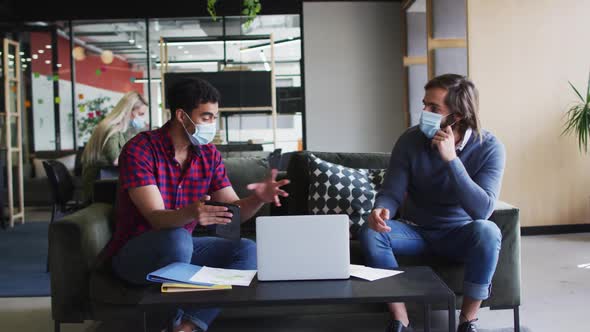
[207,0,262,28]
[563,73,590,153]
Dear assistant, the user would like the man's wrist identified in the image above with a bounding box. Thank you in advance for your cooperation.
[446,155,457,163]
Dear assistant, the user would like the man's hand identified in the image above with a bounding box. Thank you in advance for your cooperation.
[432,125,457,162]
[247,169,290,207]
[191,195,234,226]
[368,208,391,233]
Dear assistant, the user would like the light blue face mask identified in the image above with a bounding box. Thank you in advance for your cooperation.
[129,117,145,129]
[419,111,452,139]
[182,112,217,145]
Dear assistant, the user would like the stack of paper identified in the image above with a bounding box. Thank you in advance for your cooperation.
[147,262,257,293]
[349,264,404,281]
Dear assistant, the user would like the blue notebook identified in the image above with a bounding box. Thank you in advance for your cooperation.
[146,262,214,286]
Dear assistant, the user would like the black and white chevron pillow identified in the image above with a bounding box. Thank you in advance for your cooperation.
[307,154,386,238]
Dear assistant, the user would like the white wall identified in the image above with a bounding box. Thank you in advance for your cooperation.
[303,1,405,153]
[32,76,124,150]
[468,0,590,226]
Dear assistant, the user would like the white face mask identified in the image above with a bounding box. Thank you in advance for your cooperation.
[181,112,217,145]
[129,117,145,129]
[419,111,456,138]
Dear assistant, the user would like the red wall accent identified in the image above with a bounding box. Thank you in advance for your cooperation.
[30,32,144,94]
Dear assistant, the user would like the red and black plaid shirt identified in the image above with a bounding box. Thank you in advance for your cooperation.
[102,121,231,259]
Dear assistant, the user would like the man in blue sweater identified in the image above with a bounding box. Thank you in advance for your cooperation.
[359,74,506,332]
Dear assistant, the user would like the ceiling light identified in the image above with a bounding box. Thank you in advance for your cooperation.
[72,46,86,61]
[32,54,38,59]
[38,50,44,54]
[240,37,301,53]
[45,45,51,49]
[101,50,114,64]
[19,51,24,55]
[155,61,219,67]
[27,58,31,62]
[161,40,227,47]
[45,60,50,64]
[136,44,142,49]
[57,63,62,68]
[133,78,161,83]
[8,54,14,59]
[178,45,184,50]
[129,39,135,44]
[184,50,189,54]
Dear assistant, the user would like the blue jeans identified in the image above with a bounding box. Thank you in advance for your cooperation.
[112,228,257,331]
[358,219,501,300]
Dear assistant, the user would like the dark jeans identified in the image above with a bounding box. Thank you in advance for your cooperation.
[359,219,501,300]
[112,228,257,331]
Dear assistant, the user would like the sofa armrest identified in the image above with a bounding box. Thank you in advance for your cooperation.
[49,203,113,323]
[486,200,521,308]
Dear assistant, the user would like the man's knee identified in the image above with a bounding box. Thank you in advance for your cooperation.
[472,220,502,250]
[358,222,378,245]
[239,238,256,251]
[158,228,193,262]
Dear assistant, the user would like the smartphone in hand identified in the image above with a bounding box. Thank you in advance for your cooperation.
[204,201,241,241]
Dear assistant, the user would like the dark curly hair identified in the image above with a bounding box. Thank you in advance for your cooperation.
[167,78,221,115]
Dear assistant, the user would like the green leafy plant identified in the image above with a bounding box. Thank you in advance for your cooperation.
[207,0,262,28]
[77,96,113,143]
[563,73,590,153]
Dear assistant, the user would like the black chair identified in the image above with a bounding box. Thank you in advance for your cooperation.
[278,151,295,171]
[97,165,119,180]
[268,148,282,169]
[43,160,84,271]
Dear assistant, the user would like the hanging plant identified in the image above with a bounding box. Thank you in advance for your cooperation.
[207,0,262,28]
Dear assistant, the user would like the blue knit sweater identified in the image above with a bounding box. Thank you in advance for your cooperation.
[374,126,506,227]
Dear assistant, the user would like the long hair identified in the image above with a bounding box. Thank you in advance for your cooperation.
[81,91,147,165]
[424,74,482,139]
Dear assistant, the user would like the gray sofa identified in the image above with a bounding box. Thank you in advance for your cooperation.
[49,151,521,332]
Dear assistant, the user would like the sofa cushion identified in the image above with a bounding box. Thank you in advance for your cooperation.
[307,154,386,238]
[286,151,391,217]
[32,153,76,178]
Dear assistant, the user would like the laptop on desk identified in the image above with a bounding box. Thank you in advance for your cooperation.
[256,215,350,281]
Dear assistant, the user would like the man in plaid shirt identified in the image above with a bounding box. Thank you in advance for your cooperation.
[106,78,289,332]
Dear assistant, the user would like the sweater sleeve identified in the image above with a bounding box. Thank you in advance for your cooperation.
[102,133,126,164]
[374,135,410,218]
[447,138,506,220]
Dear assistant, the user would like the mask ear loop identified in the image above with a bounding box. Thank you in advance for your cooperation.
[181,111,198,135]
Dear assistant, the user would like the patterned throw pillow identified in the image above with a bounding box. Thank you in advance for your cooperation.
[307,154,386,238]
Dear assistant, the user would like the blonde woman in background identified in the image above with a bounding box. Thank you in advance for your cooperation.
[81,91,148,202]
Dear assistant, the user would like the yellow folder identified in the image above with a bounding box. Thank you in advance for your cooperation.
[161,283,232,293]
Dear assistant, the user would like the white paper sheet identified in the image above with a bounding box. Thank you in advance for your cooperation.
[189,267,257,286]
[349,264,404,281]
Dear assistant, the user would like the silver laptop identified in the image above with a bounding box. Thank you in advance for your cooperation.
[256,215,350,281]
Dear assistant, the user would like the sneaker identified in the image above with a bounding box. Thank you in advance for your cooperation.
[386,319,414,332]
[457,319,478,332]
